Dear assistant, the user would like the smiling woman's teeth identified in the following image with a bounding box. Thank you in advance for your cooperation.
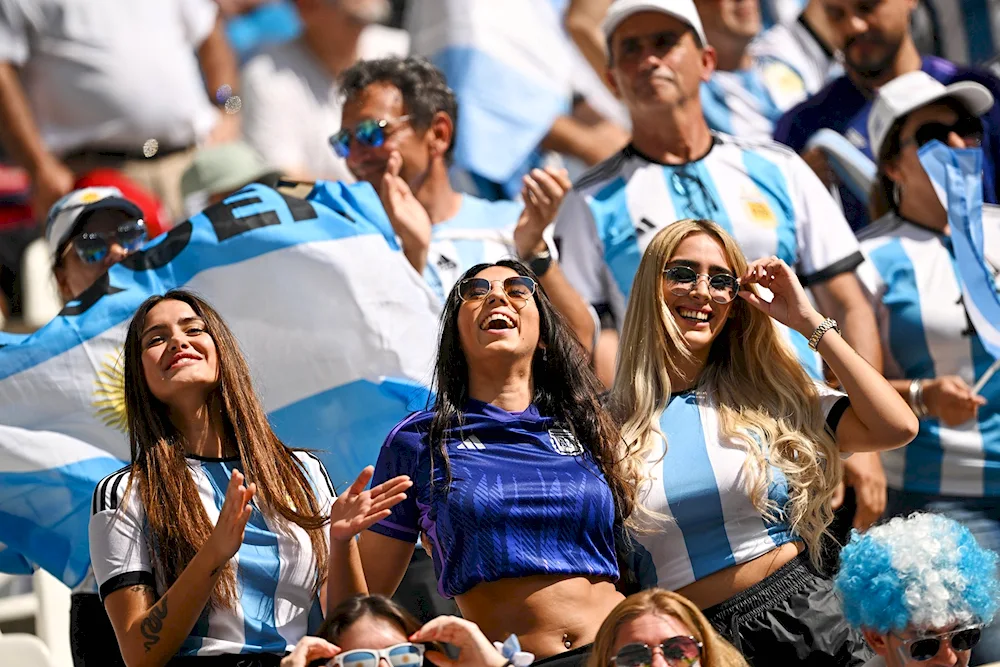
[678,308,710,322]
[481,312,515,330]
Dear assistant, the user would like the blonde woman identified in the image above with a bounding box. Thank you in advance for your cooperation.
[611,220,917,665]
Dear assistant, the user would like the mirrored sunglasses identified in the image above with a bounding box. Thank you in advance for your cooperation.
[610,637,703,667]
[71,219,147,264]
[329,115,412,158]
[663,265,739,304]
[329,642,425,667]
[458,276,537,302]
[898,627,981,662]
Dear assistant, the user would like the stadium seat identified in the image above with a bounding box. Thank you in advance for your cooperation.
[0,633,56,667]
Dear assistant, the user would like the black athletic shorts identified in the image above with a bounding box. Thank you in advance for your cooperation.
[703,552,873,666]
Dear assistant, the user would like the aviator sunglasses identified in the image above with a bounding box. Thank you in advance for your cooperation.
[329,115,412,158]
[663,265,740,304]
[901,117,984,150]
[458,276,538,303]
[610,637,703,667]
[66,219,148,264]
[895,626,982,663]
[328,642,424,667]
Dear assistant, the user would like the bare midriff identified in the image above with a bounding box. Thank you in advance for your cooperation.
[457,574,625,659]
[676,540,806,610]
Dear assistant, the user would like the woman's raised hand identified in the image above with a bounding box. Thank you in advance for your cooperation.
[738,256,823,336]
[279,636,340,667]
[204,470,257,568]
[410,616,509,667]
[329,466,412,543]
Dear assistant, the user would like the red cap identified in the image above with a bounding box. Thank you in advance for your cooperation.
[74,169,172,238]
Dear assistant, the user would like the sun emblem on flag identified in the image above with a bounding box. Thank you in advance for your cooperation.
[93,350,127,432]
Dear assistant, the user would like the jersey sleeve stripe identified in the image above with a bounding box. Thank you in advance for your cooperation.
[93,466,130,515]
[99,571,156,602]
[798,250,864,287]
[109,470,128,511]
[303,452,335,497]
[825,397,852,436]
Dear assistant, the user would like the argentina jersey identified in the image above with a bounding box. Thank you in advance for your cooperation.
[554,134,862,377]
[89,453,334,656]
[424,195,526,301]
[857,212,1000,497]
[701,60,810,141]
[632,386,847,591]
[750,18,842,98]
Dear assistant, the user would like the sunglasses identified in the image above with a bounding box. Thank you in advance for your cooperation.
[329,643,424,667]
[610,637,703,667]
[458,276,537,302]
[67,219,147,264]
[901,117,984,150]
[329,115,412,158]
[895,626,982,662]
[663,266,740,304]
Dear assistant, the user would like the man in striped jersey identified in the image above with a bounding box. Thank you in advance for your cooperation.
[555,0,888,532]
[696,0,814,140]
[751,0,843,97]
[337,57,597,351]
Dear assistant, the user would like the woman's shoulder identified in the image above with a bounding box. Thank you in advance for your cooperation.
[91,464,138,516]
[382,409,436,450]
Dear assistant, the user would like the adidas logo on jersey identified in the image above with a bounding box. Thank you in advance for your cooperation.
[436,255,458,270]
[456,435,486,450]
[548,428,584,456]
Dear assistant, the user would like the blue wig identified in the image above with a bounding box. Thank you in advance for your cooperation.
[835,512,1000,633]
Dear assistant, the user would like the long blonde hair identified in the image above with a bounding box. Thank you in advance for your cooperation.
[610,219,841,566]
[587,589,748,667]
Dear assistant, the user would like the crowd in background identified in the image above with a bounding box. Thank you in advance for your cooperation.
[1,0,1000,666]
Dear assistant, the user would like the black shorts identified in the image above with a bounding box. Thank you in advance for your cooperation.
[703,552,873,667]
[70,592,125,667]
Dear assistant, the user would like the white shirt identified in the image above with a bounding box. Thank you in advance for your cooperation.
[89,452,335,656]
[751,17,843,98]
[240,26,410,182]
[0,0,221,154]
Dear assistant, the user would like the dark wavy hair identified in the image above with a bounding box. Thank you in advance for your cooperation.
[317,595,421,643]
[427,260,637,535]
[339,56,458,162]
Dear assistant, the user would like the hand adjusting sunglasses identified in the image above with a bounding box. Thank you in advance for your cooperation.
[609,637,703,667]
[663,266,740,304]
[328,642,424,667]
[458,276,537,302]
[901,117,984,150]
[67,219,147,264]
[896,626,982,662]
[329,115,412,158]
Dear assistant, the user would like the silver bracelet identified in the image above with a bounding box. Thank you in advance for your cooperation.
[908,379,928,418]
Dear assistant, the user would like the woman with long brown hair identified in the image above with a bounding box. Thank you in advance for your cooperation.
[88,289,411,666]
[611,220,917,665]
[345,259,640,667]
[588,589,748,667]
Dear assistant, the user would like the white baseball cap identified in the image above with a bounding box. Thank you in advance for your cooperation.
[868,70,994,160]
[602,0,708,48]
[45,186,144,256]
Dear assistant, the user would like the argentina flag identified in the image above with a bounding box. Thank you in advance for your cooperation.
[921,142,1000,366]
[0,182,440,587]
[407,0,573,195]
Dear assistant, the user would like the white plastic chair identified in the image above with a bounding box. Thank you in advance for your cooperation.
[0,570,72,667]
[20,236,62,331]
[0,633,56,667]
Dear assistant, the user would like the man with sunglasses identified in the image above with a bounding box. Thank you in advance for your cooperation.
[337,56,598,351]
[774,0,1000,231]
[45,187,147,303]
[836,512,1000,667]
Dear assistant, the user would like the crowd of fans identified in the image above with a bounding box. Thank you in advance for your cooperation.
[1,0,1000,666]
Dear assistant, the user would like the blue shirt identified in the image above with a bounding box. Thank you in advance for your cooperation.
[369,400,619,598]
[701,60,810,141]
[774,56,1000,230]
[857,212,1000,497]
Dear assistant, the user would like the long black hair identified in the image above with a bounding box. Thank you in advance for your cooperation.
[426,259,636,528]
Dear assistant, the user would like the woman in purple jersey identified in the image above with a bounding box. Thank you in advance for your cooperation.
[341,259,640,667]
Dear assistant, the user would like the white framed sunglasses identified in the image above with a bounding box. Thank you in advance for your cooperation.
[328,642,425,667]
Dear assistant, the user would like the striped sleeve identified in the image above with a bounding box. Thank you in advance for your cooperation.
[300,452,336,514]
[89,467,156,601]
[814,381,850,435]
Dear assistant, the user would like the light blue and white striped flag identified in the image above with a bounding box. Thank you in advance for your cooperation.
[407,0,573,192]
[919,141,1000,362]
[0,182,440,587]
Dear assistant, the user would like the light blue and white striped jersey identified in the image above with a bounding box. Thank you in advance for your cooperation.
[857,212,1000,497]
[632,385,848,590]
[89,452,335,656]
[701,58,810,141]
[424,194,527,301]
[750,17,843,98]
[554,134,863,375]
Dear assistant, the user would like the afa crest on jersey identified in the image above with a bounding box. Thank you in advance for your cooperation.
[548,428,584,456]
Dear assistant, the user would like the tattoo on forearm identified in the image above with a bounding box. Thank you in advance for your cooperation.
[140,595,168,652]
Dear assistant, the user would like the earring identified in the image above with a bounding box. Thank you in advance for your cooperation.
[892,182,902,208]
[542,348,548,362]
